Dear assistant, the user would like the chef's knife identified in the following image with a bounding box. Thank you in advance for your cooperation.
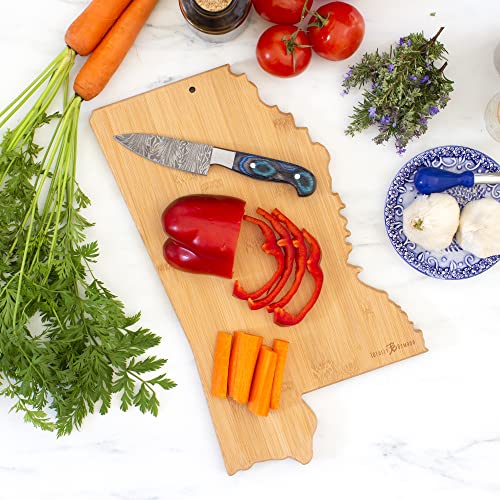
[415,167,500,194]
[114,133,316,197]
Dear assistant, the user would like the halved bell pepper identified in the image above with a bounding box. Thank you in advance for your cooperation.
[162,195,246,278]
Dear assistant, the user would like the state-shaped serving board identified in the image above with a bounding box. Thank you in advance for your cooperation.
[91,66,426,475]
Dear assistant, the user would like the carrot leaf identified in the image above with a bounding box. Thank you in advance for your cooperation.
[0,54,175,436]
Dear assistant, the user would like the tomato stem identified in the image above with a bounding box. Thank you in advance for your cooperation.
[307,11,330,29]
[281,30,311,73]
[299,0,311,22]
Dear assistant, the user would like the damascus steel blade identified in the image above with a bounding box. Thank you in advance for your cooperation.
[114,133,213,175]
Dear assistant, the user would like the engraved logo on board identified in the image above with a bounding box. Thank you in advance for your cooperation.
[370,339,416,359]
[200,178,224,193]
[273,117,292,130]
[312,359,335,379]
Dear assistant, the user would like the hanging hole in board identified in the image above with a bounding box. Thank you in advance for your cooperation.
[189,86,196,94]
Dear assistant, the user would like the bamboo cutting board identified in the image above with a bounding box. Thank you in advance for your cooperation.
[90,66,426,475]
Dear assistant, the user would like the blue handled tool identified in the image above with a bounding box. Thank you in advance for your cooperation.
[113,133,316,197]
[414,167,500,194]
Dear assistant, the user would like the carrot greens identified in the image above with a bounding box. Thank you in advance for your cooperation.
[0,0,173,435]
[0,88,174,435]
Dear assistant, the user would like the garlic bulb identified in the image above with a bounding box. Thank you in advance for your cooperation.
[403,193,460,252]
[456,198,500,258]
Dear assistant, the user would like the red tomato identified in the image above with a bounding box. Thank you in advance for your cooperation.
[256,25,312,78]
[308,2,365,61]
[253,0,314,25]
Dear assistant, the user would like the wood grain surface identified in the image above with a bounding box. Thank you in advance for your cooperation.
[90,66,427,475]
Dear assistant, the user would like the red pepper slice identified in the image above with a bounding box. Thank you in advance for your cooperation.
[162,195,245,279]
[233,215,285,300]
[266,208,308,313]
[273,229,324,326]
[247,208,295,311]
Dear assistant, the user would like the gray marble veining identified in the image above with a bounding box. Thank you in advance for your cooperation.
[0,0,499,499]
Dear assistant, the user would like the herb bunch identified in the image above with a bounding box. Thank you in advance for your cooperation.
[0,51,175,435]
[342,28,454,154]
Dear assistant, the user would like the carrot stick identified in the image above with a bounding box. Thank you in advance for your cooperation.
[248,347,278,417]
[228,332,263,404]
[270,339,289,410]
[74,0,158,101]
[211,332,233,399]
[65,0,133,56]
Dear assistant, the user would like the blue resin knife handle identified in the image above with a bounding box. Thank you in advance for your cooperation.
[232,153,317,197]
[414,167,474,194]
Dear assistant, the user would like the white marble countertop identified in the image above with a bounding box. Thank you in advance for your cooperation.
[1,0,500,498]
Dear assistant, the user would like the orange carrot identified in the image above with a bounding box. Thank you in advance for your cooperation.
[65,0,133,56]
[270,339,289,410]
[228,332,263,404]
[211,332,233,399]
[74,0,158,101]
[248,347,278,417]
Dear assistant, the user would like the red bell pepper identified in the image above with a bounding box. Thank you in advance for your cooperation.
[247,209,295,311]
[162,195,245,279]
[233,215,285,300]
[266,208,308,313]
[273,229,324,326]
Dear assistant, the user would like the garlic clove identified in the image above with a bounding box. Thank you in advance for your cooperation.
[456,198,500,259]
[403,193,460,252]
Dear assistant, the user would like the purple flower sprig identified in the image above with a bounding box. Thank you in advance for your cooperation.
[429,105,440,115]
[343,28,453,154]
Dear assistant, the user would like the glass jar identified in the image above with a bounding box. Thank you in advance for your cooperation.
[485,43,500,142]
[179,0,252,43]
[485,92,500,143]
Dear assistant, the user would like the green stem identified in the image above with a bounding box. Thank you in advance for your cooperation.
[8,71,65,150]
[0,156,17,186]
[65,99,80,254]
[7,49,75,151]
[10,97,81,285]
[49,303,66,333]
[0,48,69,127]
[6,114,67,259]
[0,112,56,193]
[307,11,329,29]
[45,98,81,278]
[35,116,71,227]
[300,0,311,22]
[10,100,74,323]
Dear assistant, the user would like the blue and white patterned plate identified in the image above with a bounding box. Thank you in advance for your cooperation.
[385,145,500,280]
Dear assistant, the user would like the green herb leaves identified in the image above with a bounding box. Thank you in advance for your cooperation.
[0,57,175,435]
[342,28,454,154]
